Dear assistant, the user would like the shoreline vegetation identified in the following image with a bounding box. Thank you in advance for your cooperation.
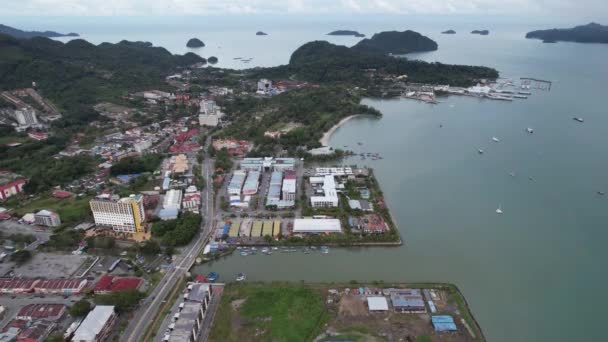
[319,114,364,146]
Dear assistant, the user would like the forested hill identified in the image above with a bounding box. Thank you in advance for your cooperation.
[0,34,204,126]
[0,24,78,39]
[353,30,438,54]
[525,23,608,43]
[266,40,498,87]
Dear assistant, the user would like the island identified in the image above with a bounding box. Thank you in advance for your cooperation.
[327,30,365,37]
[442,29,456,34]
[525,22,608,44]
[471,30,489,35]
[186,38,205,48]
[256,31,268,36]
[207,56,218,64]
[0,23,78,39]
[352,30,438,54]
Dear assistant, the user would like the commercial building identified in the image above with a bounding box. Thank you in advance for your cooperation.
[0,279,38,294]
[163,189,183,210]
[159,208,179,221]
[16,304,66,321]
[240,157,295,172]
[242,171,260,196]
[281,170,296,201]
[0,172,26,201]
[171,154,189,174]
[164,283,211,342]
[89,194,146,233]
[292,219,342,234]
[266,171,295,209]
[309,175,339,208]
[182,192,201,213]
[33,210,61,227]
[34,279,88,295]
[93,275,144,294]
[198,100,223,127]
[72,306,116,342]
[227,171,246,195]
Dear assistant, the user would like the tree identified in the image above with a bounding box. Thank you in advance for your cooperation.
[139,240,161,255]
[69,299,92,317]
[10,250,32,264]
[94,289,145,313]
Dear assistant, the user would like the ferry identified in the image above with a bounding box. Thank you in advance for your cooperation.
[573,117,584,123]
[236,273,246,282]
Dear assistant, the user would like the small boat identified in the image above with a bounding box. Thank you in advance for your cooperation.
[236,273,246,282]
[261,247,269,253]
[509,172,516,177]
[272,247,279,250]
[518,91,532,95]
[598,191,605,196]
[573,117,584,123]
[526,128,534,133]
[207,272,219,282]
[491,137,500,142]
[478,149,484,154]
[496,205,503,214]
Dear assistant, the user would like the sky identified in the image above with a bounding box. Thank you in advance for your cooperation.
[1,0,606,19]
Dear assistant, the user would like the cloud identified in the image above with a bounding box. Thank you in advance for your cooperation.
[1,0,607,17]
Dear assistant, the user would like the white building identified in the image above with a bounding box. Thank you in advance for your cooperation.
[163,189,183,210]
[34,209,61,227]
[13,108,38,126]
[293,219,342,234]
[199,100,216,115]
[89,194,146,233]
[72,305,116,342]
[227,171,246,195]
[282,178,296,201]
[257,79,273,94]
[198,99,223,127]
[367,297,389,312]
[310,175,339,208]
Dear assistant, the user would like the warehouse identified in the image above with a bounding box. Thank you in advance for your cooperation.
[227,171,246,195]
[163,189,183,210]
[432,315,458,332]
[262,221,273,236]
[229,221,241,238]
[273,220,281,238]
[390,289,426,313]
[242,171,261,195]
[251,221,263,237]
[293,219,342,234]
[367,297,389,312]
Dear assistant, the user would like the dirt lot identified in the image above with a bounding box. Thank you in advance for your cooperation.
[9,252,89,278]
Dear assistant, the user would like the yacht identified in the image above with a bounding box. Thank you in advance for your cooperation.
[236,273,246,282]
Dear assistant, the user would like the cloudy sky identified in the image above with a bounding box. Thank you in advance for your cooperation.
[2,0,606,18]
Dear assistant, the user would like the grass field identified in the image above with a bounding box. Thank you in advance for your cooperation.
[8,194,93,226]
[209,282,328,342]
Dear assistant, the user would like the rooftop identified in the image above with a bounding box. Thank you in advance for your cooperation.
[73,305,115,341]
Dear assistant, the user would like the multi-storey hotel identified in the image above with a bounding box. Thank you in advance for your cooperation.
[89,194,146,233]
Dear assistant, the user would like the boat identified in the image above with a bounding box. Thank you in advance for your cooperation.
[236,273,246,282]
[261,247,269,253]
[526,128,534,133]
[320,246,330,254]
[496,205,503,214]
[509,172,516,177]
[573,117,584,123]
[598,191,605,196]
[478,149,484,154]
[492,137,500,142]
[272,247,279,250]
[207,272,219,282]
[513,95,528,99]
[240,251,249,256]
[518,91,532,95]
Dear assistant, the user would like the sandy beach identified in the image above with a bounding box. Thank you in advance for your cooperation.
[319,115,361,146]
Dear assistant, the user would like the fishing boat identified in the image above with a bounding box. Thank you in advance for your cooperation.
[236,273,246,282]
[509,172,516,177]
[526,128,534,133]
[496,205,503,214]
[573,117,584,123]
[240,251,249,256]
[207,272,219,282]
[598,191,605,196]
[492,137,500,142]
[478,149,484,154]
[320,246,330,254]
[518,91,532,95]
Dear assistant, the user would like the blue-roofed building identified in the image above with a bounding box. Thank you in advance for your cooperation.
[162,177,171,191]
[432,315,457,331]
[159,208,179,221]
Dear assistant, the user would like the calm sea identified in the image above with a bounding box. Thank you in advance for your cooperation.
[4,15,608,341]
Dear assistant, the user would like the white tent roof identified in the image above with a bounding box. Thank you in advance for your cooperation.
[367,297,389,311]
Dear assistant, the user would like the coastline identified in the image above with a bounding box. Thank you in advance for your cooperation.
[319,114,362,146]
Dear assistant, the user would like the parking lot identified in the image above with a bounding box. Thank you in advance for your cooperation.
[1,252,90,278]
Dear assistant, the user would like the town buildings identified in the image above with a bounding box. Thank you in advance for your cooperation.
[89,194,146,233]
[309,175,339,208]
[0,171,26,201]
[33,210,61,227]
[72,305,116,342]
[163,283,212,342]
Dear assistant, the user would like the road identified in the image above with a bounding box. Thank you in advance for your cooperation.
[121,142,215,342]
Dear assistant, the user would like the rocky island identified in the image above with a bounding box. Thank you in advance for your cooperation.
[471,30,489,35]
[327,30,365,37]
[207,56,218,64]
[442,29,456,34]
[352,30,438,54]
[525,22,608,44]
[0,24,78,39]
[186,38,205,48]
[256,31,268,36]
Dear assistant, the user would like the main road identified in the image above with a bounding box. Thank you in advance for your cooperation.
[122,143,215,342]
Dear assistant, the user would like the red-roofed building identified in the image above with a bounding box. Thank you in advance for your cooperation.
[362,214,389,234]
[93,275,143,294]
[51,190,72,199]
[0,278,39,294]
[0,213,11,220]
[27,131,48,141]
[16,320,54,342]
[16,304,66,321]
[34,279,88,295]
[0,171,26,201]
